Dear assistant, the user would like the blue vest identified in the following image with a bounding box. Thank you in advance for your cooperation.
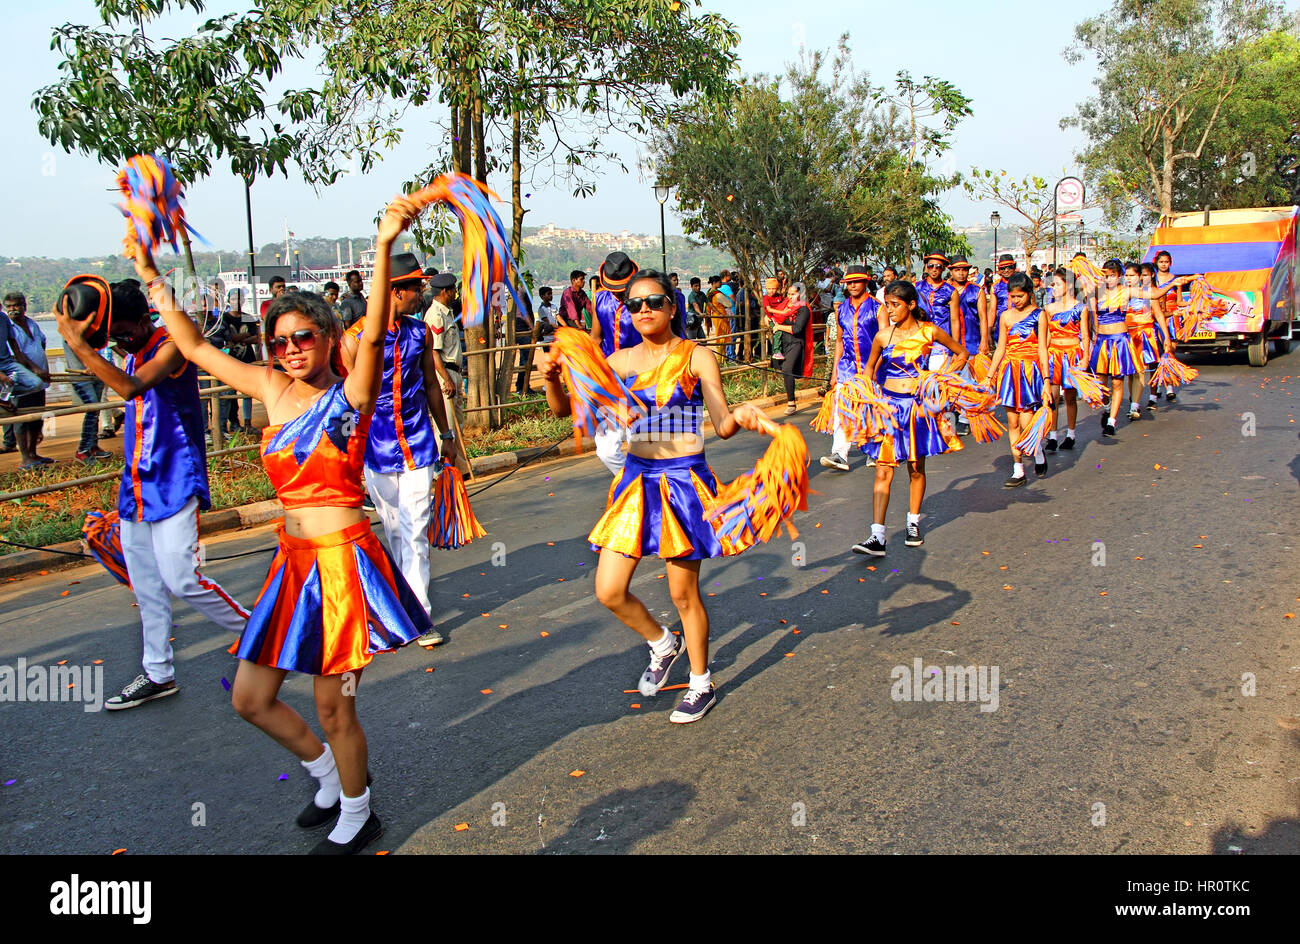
[364,316,437,474]
[835,296,880,382]
[955,284,982,354]
[917,280,956,333]
[595,290,639,357]
[119,328,210,522]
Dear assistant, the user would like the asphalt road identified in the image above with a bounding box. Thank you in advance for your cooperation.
[2,349,1298,855]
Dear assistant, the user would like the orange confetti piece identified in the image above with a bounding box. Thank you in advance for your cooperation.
[68,581,80,585]
[570,770,585,777]
[67,684,74,690]
[1193,544,1203,549]
[454,823,469,831]
[760,592,767,596]
[707,592,715,596]
[425,667,434,673]
[547,542,555,546]
[376,850,390,855]
[630,703,641,709]
[39,570,48,576]
[1199,535,1207,539]
[867,565,876,571]
[950,620,960,625]
[547,492,555,497]
[462,593,470,598]
[858,577,865,582]
[93,659,102,665]
[558,577,565,581]
[820,589,829,594]
[1002,585,1013,590]
[1285,614,1295,619]
[498,624,508,629]
[1134,556,1144,560]
[784,653,794,658]
[60,590,70,597]
[656,574,665,579]
[540,631,549,637]
[1099,591,1108,596]
[981,551,990,556]
[814,522,822,528]
[57,660,67,666]
[792,629,800,635]
[111,848,125,855]
[1153,463,1161,470]
[999,565,1008,571]
[481,613,490,617]
[480,688,493,694]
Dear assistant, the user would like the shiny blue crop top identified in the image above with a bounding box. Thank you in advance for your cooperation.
[1096,289,1129,326]
[625,341,704,438]
[879,323,940,383]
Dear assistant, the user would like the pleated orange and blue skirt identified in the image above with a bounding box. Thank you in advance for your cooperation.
[1046,345,1082,387]
[994,356,1044,411]
[1128,323,1160,365]
[1090,333,1138,376]
[589,453,736,560]
[864,392,963,466]
[231,519,430,675]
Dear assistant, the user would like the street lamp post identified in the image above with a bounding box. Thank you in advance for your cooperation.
[990,211,1001,268]
[244,179,256,279]
[654,182,671,272]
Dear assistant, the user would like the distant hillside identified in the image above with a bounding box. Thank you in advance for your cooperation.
[1,227,735,312]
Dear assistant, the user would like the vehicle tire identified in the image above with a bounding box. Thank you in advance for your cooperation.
[1274,330,1293,355]
[1248,331,1269,367]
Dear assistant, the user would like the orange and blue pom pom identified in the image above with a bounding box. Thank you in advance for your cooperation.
[1150,351,1199,388]
[550,326,637,436]
[409,173,523,330]
[82,510,130,587]
[116,154,206,255]
[1012,403,1053,456]
[1062,360,1105,408]
[428,459,487,549]
[703,424,810,551]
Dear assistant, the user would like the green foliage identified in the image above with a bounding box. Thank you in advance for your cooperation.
[657,36,970,285]
[33,1,339,186]
[1062,0,1285,223]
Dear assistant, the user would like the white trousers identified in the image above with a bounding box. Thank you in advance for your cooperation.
[593,425,627,476]
[365,463,435,619]
[119,497,249,684]
[831,413,852,459]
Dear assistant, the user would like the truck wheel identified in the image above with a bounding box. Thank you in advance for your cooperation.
[1274,332,1293,355]
[1248,332,1269,367]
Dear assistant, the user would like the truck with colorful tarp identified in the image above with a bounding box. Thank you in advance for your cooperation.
[1142,206,1298,367]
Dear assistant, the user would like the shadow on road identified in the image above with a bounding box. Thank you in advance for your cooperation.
[535,781,696,854]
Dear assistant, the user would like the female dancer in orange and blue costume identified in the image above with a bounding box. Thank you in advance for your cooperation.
[1152,250,1196,402]
[1123,262,1170,420]
[987,271,1050,486]
[537,270,772,724]
[128,194,435,854]
[1042,268,1091,453]
[852,280,966,557]
[1087,259,1139,437]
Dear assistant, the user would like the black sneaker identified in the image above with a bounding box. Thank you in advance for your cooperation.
[105,674,178,710]
[1060,436,1075,450]
[1165,390,1177,403]
[905,521,923,547]
[1004,474,1027,488]
[1147,398,1158,412]
[819,453,849,471]
[1034,461,1047,476]
[361,495,375,511]
[1044,438,1058,453]
[852,536,886,557]
[1102,421,1116,437]
[637,632,684,697]
[309,812,383,855]
[669,684,717,723]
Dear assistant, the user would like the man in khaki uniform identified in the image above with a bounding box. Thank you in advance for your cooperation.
[424,273,471,475]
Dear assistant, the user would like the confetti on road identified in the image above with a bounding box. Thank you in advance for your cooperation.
[3,780,15,786]
[480,689,493,695]
[950,621,960,625]
[630,703,641,709]
[462,593,470,598]
[481,613,490,617]
[1099,591,1108,596]
[981,551,990,556]
[60,590,69,597]
[93,660,102,665]
[540,631,549,637]
[498,624,508,629]
[57,660,67,666]
[425,667,434,673]
[570,770,585,777]
[278,773,289,781]
[454,823,469,831]
[220,677,231,691]
[111,848,125,855]
[1003,585,1013,591]
[792,629,800,635]
[785,653,795,658]
[867,566,876,571]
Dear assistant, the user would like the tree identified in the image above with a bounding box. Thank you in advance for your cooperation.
[964,171,1080,271]
[1062,0,1283,223]
[290,0,741,427]
[33,1,336,289]
[657,38,970,293]
[1172,28,1300,209]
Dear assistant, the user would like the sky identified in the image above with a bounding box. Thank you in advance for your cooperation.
[0,0,1152,259]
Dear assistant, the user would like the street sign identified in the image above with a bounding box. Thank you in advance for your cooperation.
[1056,213,1082,223]
[1055,176,1085,212]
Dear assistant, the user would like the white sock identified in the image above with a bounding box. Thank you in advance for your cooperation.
[1033,446,1045,463]
[1047,431,1057,441]
[327,787,371,844]
[871,523,886,542]
[1130,400,1139,413]
[906,512,920,525]
[1067,428,1075,438]
[1148,392,1157,403]
[1164,385,1173,395]
[302,744,341,810]
[1013,462,1024,477]
[689,670,712,692]
[649,626,676,657]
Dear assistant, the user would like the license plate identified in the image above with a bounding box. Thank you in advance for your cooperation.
[1190,330,1216,340]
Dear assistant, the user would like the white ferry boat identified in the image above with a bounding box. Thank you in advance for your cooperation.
[215,244,379,310]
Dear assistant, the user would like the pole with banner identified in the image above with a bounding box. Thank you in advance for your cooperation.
[1053,176,1085,269]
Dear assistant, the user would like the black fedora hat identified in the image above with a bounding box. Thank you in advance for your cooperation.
[923,251,950,266]
[948,255,971,268]
[57,274,113,349]
[389,252,427,284]
[842,264,871,282]
[598,251,639,291]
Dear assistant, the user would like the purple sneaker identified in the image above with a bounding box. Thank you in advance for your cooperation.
[637,631,683,697]
[669,684,716,724]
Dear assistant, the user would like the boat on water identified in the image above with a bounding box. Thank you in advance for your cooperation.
[215,244,379,310]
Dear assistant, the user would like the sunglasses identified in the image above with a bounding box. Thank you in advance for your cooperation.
[997,264,1014,271]
[624,294,673,313]
[925,263,944,270]
[271,328,321,357]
